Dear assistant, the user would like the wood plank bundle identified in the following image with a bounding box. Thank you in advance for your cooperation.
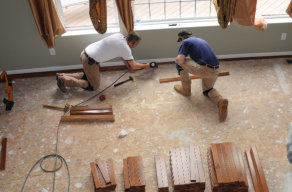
[123,156,146,192]
[169,144,205,192]
[155,155,169,192]
[207,142,248,192]
[61,106,115,122]
[90,158,117,192]
[245,146,269,192]
[0,137,7,170]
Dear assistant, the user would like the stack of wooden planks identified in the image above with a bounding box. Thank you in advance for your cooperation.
[170,144,205,192]
[123,156,146,192]
[245,146,269,192]
[155,155,169,192]
[207,142,248,192]
[61,106,115,122]
[90,158,117,192]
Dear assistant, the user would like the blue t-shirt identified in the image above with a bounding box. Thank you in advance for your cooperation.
[178,37,219,67]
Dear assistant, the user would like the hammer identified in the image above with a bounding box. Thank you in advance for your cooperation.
[43,102,70,113]
[114,76,133,87]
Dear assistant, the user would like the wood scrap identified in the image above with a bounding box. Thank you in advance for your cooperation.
[207,142,248,192]
[245,146,269,192]
[123,156,145,192]
[90,158,117,192]
[0,137,7,170]
[169,145,205,192]
[159,72,229,83]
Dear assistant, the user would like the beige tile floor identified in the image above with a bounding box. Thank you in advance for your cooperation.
[0,58,292,192]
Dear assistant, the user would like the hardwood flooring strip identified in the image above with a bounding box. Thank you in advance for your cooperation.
[0,137,7,170]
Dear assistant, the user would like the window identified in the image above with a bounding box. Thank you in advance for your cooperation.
[56,0,291,30]
[133,0,216,24]
[132,0,291,24]
[57,0,119,29]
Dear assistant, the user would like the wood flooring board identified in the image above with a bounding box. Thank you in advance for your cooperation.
[230,144,244,183]
[90,162,104,189]
[189,144,198,182]
[0,137,7,170]
[250,146,269,192]
[211,144,224,184]
[123,158,130,190]
[246,150,262,192]
[96,158,111,184]
[155,155,169,190]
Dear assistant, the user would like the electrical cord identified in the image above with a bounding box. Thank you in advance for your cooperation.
[21,120,70,192]
[21,70,129,191]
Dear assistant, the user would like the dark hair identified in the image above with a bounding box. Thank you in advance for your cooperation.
[127,32,141,44]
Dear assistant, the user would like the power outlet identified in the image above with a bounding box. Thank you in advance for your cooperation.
[281,33,287,40]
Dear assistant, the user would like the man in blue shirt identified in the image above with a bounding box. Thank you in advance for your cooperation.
[175,29,228,122]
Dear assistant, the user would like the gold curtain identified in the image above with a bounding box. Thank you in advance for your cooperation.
[115,0,134,33]
[28,0,66,48]
[90,0,107,34]
[233,0,256,26]
[212,0,236,29]
[287,0,292,18]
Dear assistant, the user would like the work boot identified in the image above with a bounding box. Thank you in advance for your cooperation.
[57,76,67,93]
[218,98,228,122]
[174,85,191,96]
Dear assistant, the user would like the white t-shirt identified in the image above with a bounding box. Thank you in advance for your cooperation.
[85,33,134,63]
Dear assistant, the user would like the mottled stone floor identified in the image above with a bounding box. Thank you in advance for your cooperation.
[0,58,292,192]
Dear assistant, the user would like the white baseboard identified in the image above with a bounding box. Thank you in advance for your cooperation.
[6,51,292,75]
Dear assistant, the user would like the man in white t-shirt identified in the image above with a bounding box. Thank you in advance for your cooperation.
[56,32,154,92]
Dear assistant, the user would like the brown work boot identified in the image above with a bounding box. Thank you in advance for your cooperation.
[218,98,228,122]
[57,76,67,93]
[174,85,191,96]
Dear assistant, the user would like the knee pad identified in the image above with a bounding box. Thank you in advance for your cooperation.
[203,88,213,97]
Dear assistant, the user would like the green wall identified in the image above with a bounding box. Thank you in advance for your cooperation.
[1,0,291,72]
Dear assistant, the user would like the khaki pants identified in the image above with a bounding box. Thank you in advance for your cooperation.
[62,51,100,90]
[180,59,223,105]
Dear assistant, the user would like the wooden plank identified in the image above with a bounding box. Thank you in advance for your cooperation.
[189,144,198,182]
[250,146,269,192]
[127,156,137,187]
[179,147,190,184]
[216,143,229,184]
[170,148,180,185]
[96,158,111,184]
[107,159,117,186]
[70,105,112,111]
[211,144,224,184]
[230,143,244,184]
[70,109,113,115]
[207,148,218,189]
[137,156,146,186]
[222,142,235,183]
[0,137,7,170]
[90,162,103,189]
[237,147,248,187]
[155,155,169,189]
[60,114,115,122]
[123,158,130,190]
[159,72,230,83]
[245,150,262,192]
[194,145,205,183]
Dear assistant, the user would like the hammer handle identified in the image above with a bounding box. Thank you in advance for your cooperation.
[43,104,64,110]
[114,80,129,87]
